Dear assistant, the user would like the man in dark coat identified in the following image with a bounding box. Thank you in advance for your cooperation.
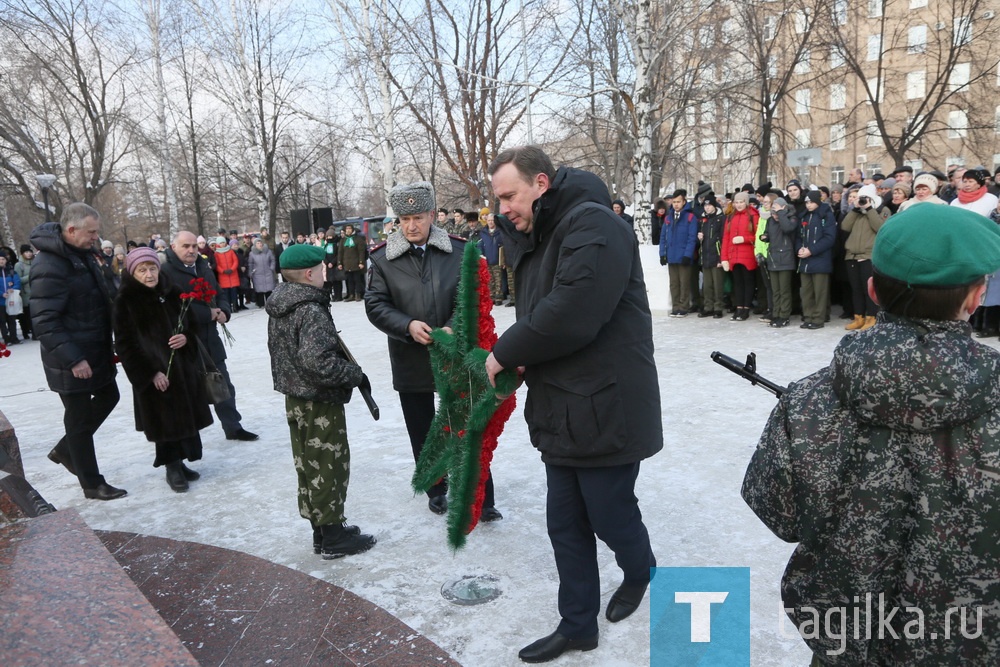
[30,203,126,500]
[365,181,501,520]
[485,146,662,663]
[161,230,258,441]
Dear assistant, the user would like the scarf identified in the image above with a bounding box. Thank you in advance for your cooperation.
[957,185,987,205]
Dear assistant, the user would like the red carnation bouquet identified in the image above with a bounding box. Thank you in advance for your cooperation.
[166,277,216,377]
[0,342,10,360]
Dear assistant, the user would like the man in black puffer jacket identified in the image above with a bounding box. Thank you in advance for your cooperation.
[30,204,126,500]
[486,146,662,663]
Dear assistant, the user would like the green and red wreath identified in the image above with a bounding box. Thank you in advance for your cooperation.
[412,242,518,550]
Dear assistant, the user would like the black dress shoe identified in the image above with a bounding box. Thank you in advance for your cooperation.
[227,428,259,441]
[180,463,200,481]
[480,506,503,522]
[518,631,598,663]
[48,447,77,476]
[83,483,128,501]
[428,495,448,515]
[606,581,649,622]
[165,462,189,492]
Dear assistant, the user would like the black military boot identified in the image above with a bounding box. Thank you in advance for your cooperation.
[319,524,376,560]
[312,523,362,554]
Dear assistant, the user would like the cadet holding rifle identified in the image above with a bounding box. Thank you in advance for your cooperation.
[266,244,376,560]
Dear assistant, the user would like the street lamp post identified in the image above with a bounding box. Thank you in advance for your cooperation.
[305,178,327,231]
[35,174,56,221]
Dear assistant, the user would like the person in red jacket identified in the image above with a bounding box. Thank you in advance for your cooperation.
[721,191,759,320]
[212,236,241,311]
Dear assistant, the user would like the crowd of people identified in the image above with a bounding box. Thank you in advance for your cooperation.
[7,150,1000,664]
[654,164,1000,334]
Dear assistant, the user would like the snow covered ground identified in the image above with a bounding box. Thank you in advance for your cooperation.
[7,246,974,666]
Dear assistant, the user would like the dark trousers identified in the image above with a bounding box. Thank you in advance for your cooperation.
[731,264,756,308]
[398,391,495,506]
[213,357,243,436]
[56,381,120,489]
[18,303,31,338]
[0,312,17,343]
[254,290,272,308]
[546,462,655,638]
[845,259,877,317]
[345,270,365,298]
[222,287,238,310]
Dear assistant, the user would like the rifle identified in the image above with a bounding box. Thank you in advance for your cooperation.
[335,331,380,420]
[711,351,786,398]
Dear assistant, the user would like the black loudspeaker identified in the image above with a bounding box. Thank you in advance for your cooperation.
[312,207,333,233]
[290,209,311,238]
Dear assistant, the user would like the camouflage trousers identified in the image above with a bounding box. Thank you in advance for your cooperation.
[502,267,515,301]
[488,265,504,301]
[285,396,350,526]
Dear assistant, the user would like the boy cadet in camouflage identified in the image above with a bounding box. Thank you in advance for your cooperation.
[265,244,376,559]
[743,205,1000,665]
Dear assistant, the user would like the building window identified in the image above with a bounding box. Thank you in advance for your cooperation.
[908,25,927,53]
[795,89,811,114]
[833,0,848,25]
[907,114,927,132]
[795,128,812,149]
[795,8,811,34]
[995,105,1000,134]
[830,83,846,110]
[767,55,778,78]
[869,163,882,175]
[764,15,776,41]
[867,34,882,61]
[794,48,811,74]
[949,63,971,91]
[910,0,927,7]
[830,124,847,151]
[867,77,883,103]
[948,110,968,138]
[946,156,966,167]
[701,140,718,161]
[994,154,1000,172]
[830,48,845,69]
[831,166,845,185]
[767,172,778,186]
[868,0,883,18]
[866,121,883,147]
[906,70,926,99]
[701,101,716,124]
[906,159,923,171]
[954,16,972,46]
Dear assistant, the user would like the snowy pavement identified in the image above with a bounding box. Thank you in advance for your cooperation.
[5,247,970,666]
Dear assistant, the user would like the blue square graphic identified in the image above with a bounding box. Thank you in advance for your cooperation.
[650,567,750,667]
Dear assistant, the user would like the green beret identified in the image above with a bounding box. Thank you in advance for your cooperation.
[388,181,435,216]
[872,204,1000,286]
[279,243,326,270]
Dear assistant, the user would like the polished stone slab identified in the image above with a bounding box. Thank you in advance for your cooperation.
[0,509,199,666]
[98,531,461,667]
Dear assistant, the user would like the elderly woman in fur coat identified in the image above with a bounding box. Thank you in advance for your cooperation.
[114,247,213,492]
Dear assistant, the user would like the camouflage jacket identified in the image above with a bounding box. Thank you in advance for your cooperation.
[743,312,1000,665]
[265,282,362,404]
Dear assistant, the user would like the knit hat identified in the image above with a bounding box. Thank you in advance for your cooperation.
[733,192,750,204]
[479,206,491,220]
[880,177,897,190]
[892,182,912,198]
[697,181,713,198]
[101,240,113,249]
[197,235,206,244]
[873,206,1000,286]
[279,243,326,270]
[786,179,802,190]
[963,166,989,186]
[125,247,160,275]
[389,182,436,216]
[755,181,773,196]
[913,173,939,192]
[703,196,719,210]
[19,244,32,254]
[772,197,788,208]
[804,190,822,204]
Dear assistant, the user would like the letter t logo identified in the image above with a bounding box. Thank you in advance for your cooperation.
[674,591,730,642]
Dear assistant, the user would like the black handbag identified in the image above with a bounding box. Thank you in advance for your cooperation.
[193,336,231,404]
